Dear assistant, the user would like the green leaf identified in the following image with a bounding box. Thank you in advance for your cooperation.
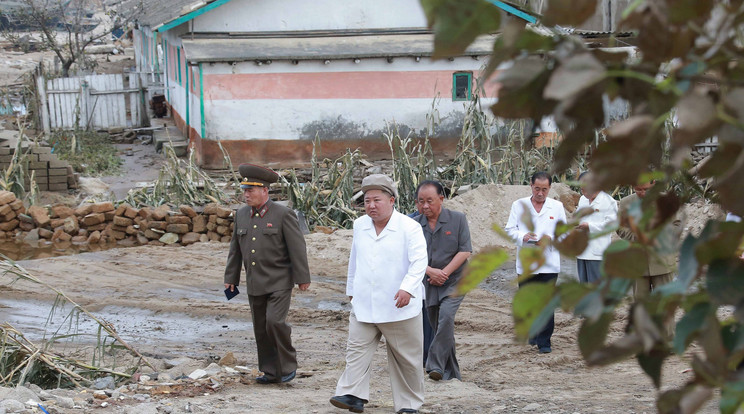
[544,53,607,101]
[528,295,561,339]
[706,258,744,306]
[457,247,509,295]
[720,381,744,414]
[554,226,589,258]
[658,384,713,414]
[574,290,604,320]
[557,281,594,310]
[638,350,667,389]
[586,331,644,366]
[490,57,555,119]
[422,0,503,59]
[578,311,612,359]
[673,302,712,354]
[602,240,648,279]
[512,282,556,339]
[518,246,546,276]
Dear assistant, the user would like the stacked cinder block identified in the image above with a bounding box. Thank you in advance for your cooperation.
[0,146,79,191]
[0,200,235,247]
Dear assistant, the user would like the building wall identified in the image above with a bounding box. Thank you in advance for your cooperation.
[194,0,427,32]
[194,56,498,168]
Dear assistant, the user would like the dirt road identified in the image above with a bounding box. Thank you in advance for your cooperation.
[0,236,717,413]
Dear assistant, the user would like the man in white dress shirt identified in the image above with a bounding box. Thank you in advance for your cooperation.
[331,174,427,414]
[505,172,567,354]
[576,171,618,283]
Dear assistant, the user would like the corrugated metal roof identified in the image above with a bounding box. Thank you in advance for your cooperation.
[111,0,225,30]
[181,33,497,63]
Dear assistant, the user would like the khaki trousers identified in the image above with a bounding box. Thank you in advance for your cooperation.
[335,312,425,412]
[633,272,675,337]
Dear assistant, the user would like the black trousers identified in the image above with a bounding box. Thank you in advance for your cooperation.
[248,288,297,379]
[518,273,558,348]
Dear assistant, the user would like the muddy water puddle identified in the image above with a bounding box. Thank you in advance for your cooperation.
[0,239,119,261]
[0,298,251,349]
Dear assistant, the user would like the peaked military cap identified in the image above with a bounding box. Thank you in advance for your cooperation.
[238,163,279,188]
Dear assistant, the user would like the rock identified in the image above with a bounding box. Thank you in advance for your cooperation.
[218,352,237,366]
[163,357,196,369]
[113,216,133,227]
[181,232,200,245]
[199,234,209,243]
[9,199,24,212]
[166,223,189,234]
[90,202,115,214]
[179,205,197,218]
[63,216,79,234]
[23,228,39,243]
[0,220,19,231]
[27,205,51,227]
[148,220,167,230]
[159,232,179,244]
[0,399,25,413]
[139,374,151,383]
[17,213,33,224]
[150,205,170,221]
[74,203,93,216]
[158,373,173,382]
[87,230,101,244]
[93,376,115,390]
[53,396,74,409]
[204,363,222,376]
[523,403,542,411]
[82,213,106,227]
[51,204,74,219]
[124,207,139,219]
[0,190,17,205]
[167,215,191,225]
[192,215,207,233]
[188,369,207,380]
[137,234,149,245]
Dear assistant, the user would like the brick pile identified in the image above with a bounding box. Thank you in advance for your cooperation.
[0,146,79,191]
[0,194,235,246]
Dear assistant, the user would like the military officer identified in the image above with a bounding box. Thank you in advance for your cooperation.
[224,163,311,384]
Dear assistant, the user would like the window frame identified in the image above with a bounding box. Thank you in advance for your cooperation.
[452,71,473,101]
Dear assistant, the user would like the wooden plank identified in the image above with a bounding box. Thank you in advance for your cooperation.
[95,75,109,128]
[129,75,139,128]
[114,74,127,127]
[62,77,72,129]
[50,78,61,129]
[37,76,50,134]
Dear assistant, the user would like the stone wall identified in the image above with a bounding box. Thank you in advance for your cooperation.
[0,191,234,246]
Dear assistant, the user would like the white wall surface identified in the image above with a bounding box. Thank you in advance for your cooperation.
[194,0,428,32]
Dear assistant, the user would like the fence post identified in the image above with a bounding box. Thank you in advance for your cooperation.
[80,79,91,130]
[37,75,51,135]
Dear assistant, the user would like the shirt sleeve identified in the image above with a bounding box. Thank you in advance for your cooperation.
[224,211,243,286]
[346,226,358,296]
[282,209,311,285]
[588,196,618,234]
[399,222,428,296]
[505,201,526,246]
[458,213,473,253]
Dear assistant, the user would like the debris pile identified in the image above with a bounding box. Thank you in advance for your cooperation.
[0,194,235,246]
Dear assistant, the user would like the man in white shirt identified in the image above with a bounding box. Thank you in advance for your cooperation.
[331,174,427,414]
[576,171,618,283]
[505,172,567,354]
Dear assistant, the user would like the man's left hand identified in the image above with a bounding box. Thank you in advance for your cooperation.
[394,290,411,308]
[298,283,310,291]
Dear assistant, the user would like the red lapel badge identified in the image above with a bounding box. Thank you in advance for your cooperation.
[445,231,452,235]
[267,223,273,227]
[550,216,554,220]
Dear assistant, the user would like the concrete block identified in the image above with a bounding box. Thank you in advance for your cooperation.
[48,168,67,176]
[31,146,52,154]
[29,161,48,169]
[49,183,68,191]
[38,153,54,162]
[49,159,68,168]
[48,175,68,184]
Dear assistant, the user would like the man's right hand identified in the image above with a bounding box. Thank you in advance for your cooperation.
[225,283,235,291]
[523,233,537,243]
[427,268,448,286]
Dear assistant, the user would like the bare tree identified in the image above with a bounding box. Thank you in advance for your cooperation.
[3,0,130,77]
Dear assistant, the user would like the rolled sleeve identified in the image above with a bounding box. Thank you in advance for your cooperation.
[399,223,427,295]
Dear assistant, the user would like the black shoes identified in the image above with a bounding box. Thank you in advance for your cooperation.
[538,346,552,354]
[397,410,418,413]
[428,370,443,381]
[255,370,296,384]
[330,394,365,413]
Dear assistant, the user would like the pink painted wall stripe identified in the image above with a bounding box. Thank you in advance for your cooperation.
[203,70,466,100]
